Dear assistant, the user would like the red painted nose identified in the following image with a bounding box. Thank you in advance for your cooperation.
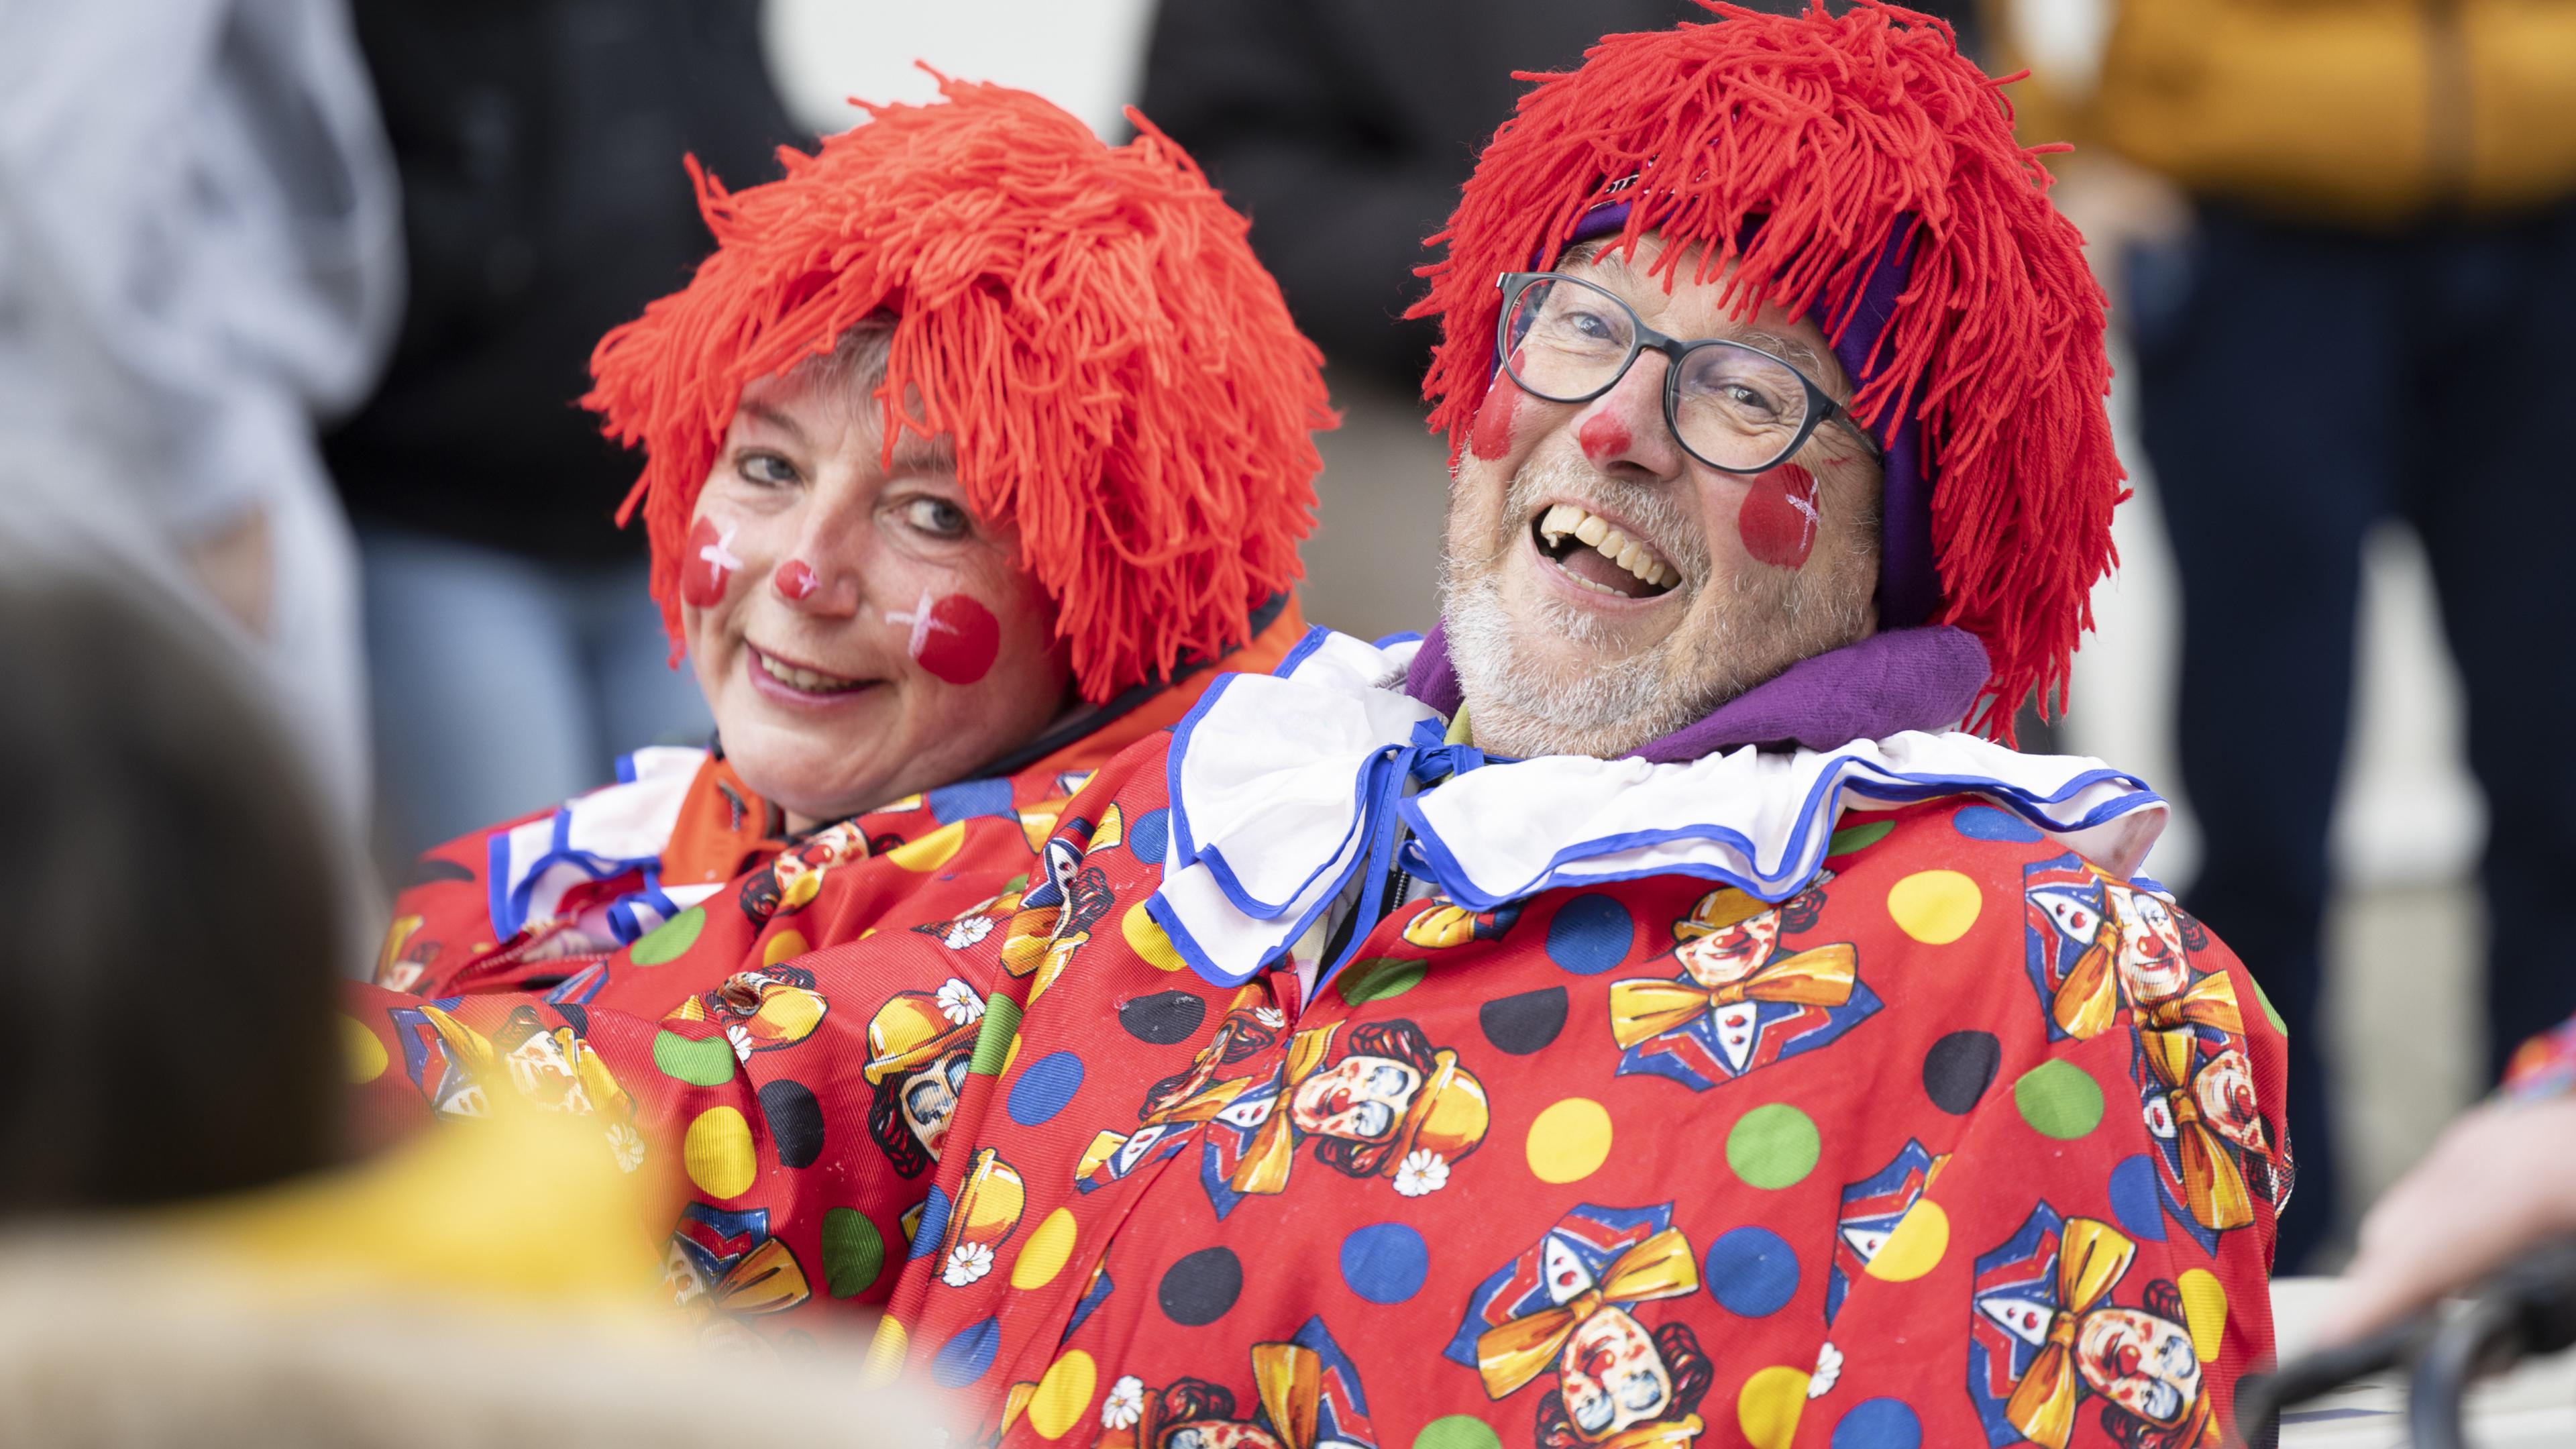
[774,559,818,600]
[1578,413,1631,462]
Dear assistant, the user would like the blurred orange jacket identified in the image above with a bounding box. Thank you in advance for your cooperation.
[2021,0,2576,222]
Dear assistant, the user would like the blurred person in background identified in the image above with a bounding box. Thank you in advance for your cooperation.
[0,0,402,842]
[326,0,802,863]
[0,563,343,1212]
[2000,0,2576,1273]
[0,569,938,1446]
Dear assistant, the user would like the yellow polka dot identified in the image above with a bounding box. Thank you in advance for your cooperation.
[1122,901,1186,971]
[1888,869,1982,944]
[1736,1364,1810,1449]
[861,1316,908,1388]
[339,1014,388,1083]
[1027,1349,1097,1440]
[2178,1267,2227,1362]
[1012,1208,1079,1291]
[761,929,810,967]
[885,820,967,872]
[1525,1097,1613,1184]
[1864,1199,1949,1282]
[682,1106,757,1199]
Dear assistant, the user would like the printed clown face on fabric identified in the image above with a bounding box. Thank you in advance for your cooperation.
[1969,1205,2222,1449]
[1611,881,1872,1093]
[2076,1305,2204,1427]
[2190,1047,2267,1154]
[862,979,985,1176]
[1099,1317,1379,1449]
[2024,857,2206,1040]
[1441,236,1884,760]
[666,965,827,1061]
[683,350,1072,831]
[1289,1053,1424,1141]
[1558,1305,1678,1438]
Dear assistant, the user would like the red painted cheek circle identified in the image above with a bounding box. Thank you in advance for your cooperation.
[914,594,1000,686]
[773,559,817,600]
[1737,464,1820,569]
[680,517,737,607]
[1576,413,1631,463]
[1469,350,1534,462]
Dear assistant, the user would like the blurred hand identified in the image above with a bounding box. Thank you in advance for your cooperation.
[2317,1094,2576,1346]
[186,505,273,638]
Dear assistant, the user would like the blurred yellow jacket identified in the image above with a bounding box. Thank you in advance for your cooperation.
[2018,0,2576,222]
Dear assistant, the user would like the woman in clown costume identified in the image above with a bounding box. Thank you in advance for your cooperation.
[339,76,1332,1338]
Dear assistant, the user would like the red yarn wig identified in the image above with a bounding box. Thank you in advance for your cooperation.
[1409,2,2121,738]
[586,77,1332,702]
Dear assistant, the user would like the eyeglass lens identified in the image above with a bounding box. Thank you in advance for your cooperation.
[1502,274,1817,472]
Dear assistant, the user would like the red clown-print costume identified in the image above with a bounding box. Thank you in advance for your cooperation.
[623,629,2278,1448]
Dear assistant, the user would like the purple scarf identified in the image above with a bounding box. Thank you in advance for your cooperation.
[1403,621,1991,761]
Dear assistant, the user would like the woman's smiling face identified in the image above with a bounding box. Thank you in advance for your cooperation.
[682,350,1071,830]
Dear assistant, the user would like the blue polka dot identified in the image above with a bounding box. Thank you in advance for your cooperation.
[1338,1223,1430,1305]
[927,778,1014,823]
[1544,894,1633,975]
[1129,808,1171,864]
[1831,1398,1923,1449]
[930,1316,1000,1388]
[908,1187,950,1260]
[2108,1153,2167,1242]
[1007,1051,1085,1127]
[1952,805,2044,843]
[1705,1226,1800,1318]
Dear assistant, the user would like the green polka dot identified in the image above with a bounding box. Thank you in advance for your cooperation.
[1413,1415,1505,1449]
[820,1207,886,1298]
[2015,1059,2106,1139]
[1337,957,1426,1006]
[1003,872,1030,894]
[2248,973,2289,1036]
[1827,820,1894,855]
[969,996,1022,1078]
[629,906,706,965]
[651,1028,737,1086]
[1726,1104,1821,1189]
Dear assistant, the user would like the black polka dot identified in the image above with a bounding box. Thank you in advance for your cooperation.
[759,1079,827,1168]
[1923,1030,2002,1115]
[407,857,476,887]
[1480,987,1568,1055]
[1120,990,1208,1046]
[1157,1246,1242,1326]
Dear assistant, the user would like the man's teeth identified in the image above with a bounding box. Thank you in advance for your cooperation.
[1538,503,1673,588]
[757,651,860,692]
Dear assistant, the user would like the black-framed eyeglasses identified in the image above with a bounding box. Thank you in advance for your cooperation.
[1494,271,1883,476]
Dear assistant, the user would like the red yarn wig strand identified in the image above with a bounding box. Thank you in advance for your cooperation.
[586,76,1332,702]
[1409,2,2122,739]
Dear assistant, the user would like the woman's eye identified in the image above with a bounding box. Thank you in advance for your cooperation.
[902,497,971,539]
[737,451,798,486]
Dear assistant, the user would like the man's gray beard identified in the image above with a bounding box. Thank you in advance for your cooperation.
[1440,449,1879,760]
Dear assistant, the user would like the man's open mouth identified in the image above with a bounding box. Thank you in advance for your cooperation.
[1532,503,1678,599]
[750,645,869,695]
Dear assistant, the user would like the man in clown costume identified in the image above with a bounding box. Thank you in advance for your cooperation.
[783,6,2288,1445]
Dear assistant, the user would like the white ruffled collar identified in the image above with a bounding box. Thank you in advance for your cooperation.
[1143,630,2168,986]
